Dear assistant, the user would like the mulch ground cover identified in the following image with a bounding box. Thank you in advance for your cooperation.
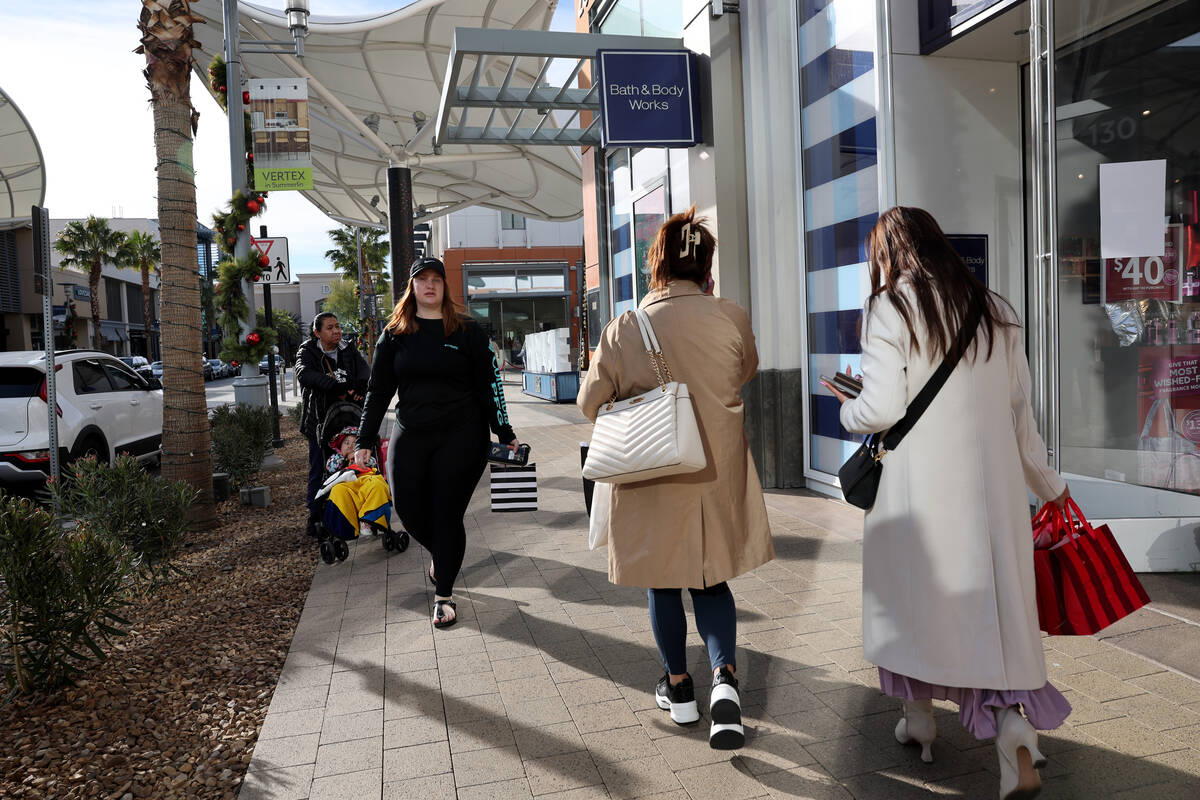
[1,417,318,799]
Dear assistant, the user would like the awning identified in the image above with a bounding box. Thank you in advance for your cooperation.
[100,322,128,342]
[0,84,46,221]
[435,28,684,148]
[190,1,586,227]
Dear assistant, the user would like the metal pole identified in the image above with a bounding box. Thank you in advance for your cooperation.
[261,225,283,447]
[223,0,258,379]
[387,164,415,304]
[355,225,365,323]
[34,206,59,497]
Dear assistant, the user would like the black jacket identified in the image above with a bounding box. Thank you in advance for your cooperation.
[357,317,514,450]
[295,337,370,441]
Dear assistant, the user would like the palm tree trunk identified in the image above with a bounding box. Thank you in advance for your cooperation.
[142,9,215,528]
[89,263,102,350]
[142,262,152,357]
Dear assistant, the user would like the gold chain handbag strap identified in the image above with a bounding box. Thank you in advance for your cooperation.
[604,310,673,411]
[634,309,672,391]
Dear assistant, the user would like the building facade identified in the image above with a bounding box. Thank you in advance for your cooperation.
[0,218,216,360]
[437,207,584,368]
[575,0,1200,571]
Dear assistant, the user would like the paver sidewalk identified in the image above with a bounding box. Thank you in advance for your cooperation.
[240,385,1200,800]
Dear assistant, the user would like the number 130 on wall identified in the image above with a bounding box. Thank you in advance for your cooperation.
[1101,224,1184,304]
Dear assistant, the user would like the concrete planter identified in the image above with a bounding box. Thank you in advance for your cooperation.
[239,486,271,507]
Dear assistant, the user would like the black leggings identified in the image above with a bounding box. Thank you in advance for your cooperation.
[387,416,487,598]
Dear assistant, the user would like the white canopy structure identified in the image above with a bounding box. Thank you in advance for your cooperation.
[0,85,46,229]
[190,0,585,229]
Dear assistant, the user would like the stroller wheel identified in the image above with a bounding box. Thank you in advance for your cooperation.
[382,531,396,552]
[319,540,336,565]
[397,531,410,552]
[334,538,350,561]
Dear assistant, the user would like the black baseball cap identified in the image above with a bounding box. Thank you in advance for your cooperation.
[410,256,446,282]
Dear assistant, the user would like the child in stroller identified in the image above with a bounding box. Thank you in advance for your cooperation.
[312,401,409,564]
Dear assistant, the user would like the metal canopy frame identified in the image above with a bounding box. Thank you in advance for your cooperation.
[435,28,684,148]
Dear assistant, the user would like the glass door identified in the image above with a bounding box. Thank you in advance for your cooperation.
[1040,0,1200,570]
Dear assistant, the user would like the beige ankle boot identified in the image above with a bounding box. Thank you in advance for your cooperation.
[996,706,1046,800]
[894,698,936,763]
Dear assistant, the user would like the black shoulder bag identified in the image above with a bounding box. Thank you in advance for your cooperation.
[838,307,982,510]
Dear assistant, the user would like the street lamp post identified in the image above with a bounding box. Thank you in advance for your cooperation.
[221,0,309,408]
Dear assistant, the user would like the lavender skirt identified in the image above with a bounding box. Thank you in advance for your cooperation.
[878,668,1072,740]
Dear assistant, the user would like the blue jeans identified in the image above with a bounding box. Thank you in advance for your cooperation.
[648,583,737,676]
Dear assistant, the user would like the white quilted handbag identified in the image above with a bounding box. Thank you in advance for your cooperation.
[582,309,706,484]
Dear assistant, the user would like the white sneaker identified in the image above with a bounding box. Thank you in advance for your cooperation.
[709,667,744,750]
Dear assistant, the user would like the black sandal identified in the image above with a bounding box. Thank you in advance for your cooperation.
[433,599,457,629]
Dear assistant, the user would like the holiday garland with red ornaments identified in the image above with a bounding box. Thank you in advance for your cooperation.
[213,190,277,366]
[209,54,277,367]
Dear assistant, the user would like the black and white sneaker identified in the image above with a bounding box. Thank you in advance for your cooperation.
[709,667,744,749]
[655,673,699,725]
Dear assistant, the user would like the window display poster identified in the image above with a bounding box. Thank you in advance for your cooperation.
[1137,345,1200,493]
[1101,224,1183,303]
[1100,159,1166,259]
[248,78,313,192]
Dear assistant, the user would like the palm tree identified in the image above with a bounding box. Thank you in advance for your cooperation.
[325,226,391,357]
[54,217,128,350]
[137,0,215,528]
[119,230,161,358]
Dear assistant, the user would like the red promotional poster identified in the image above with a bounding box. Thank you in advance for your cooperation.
[1136,345,1200,494]
[1102,224,1184,303]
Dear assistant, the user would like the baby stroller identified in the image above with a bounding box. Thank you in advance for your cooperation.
[312,401,409,564]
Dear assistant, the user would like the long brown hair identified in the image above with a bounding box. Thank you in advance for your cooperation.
[386,272,465,336]
[647,206,716,291]
[866,206,1013,361]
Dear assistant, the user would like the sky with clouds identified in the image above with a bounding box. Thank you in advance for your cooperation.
[0,0,575,275]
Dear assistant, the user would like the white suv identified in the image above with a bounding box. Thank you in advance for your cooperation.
[0,350,164,484]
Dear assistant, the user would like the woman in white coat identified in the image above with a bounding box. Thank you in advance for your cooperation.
[823,207,1071,800]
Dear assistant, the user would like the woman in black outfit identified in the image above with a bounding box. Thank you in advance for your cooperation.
[355,257,520,628]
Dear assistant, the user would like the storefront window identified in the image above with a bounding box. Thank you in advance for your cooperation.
[1054,0,1200,506]
[798,1,882,478]
[596,0,681,38]
[633,185,666,301]
[608,150,636,316]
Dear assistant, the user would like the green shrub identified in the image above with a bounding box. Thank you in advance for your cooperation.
[48,454,196,578]
[0,494,135,696]
[211,403,273,489]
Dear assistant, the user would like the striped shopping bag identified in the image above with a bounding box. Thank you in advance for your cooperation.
[490,463,538,512]
[1032,500,1150,635]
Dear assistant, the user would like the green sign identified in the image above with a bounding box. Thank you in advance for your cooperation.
[254,167,314,192]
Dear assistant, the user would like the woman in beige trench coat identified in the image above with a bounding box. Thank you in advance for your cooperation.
[579,208,773,751]
[824,208,1071,800]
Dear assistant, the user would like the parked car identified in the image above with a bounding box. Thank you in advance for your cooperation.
[202,358,215,382]
[207,359,230,379]
[120,355,149,370]
[150,361,164,380]
[0,350,164,484]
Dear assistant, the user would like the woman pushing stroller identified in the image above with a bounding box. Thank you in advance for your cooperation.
[356,256,522,629]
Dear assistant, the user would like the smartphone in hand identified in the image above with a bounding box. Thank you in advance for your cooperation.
[820,373,862,398]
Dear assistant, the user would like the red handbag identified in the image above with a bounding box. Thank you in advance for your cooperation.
[1031,499,1150,635]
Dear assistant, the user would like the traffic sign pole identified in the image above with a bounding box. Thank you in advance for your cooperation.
[34,205,60,497]
[260,226,283,447]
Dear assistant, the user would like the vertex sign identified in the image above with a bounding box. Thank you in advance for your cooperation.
[596,50,701,149]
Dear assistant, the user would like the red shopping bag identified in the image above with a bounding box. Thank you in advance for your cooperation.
[1031,499,1150,635]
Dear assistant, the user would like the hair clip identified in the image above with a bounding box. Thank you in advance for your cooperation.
[679,222,701,259]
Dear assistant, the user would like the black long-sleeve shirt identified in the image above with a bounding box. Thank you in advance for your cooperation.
[357,317,514,450]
